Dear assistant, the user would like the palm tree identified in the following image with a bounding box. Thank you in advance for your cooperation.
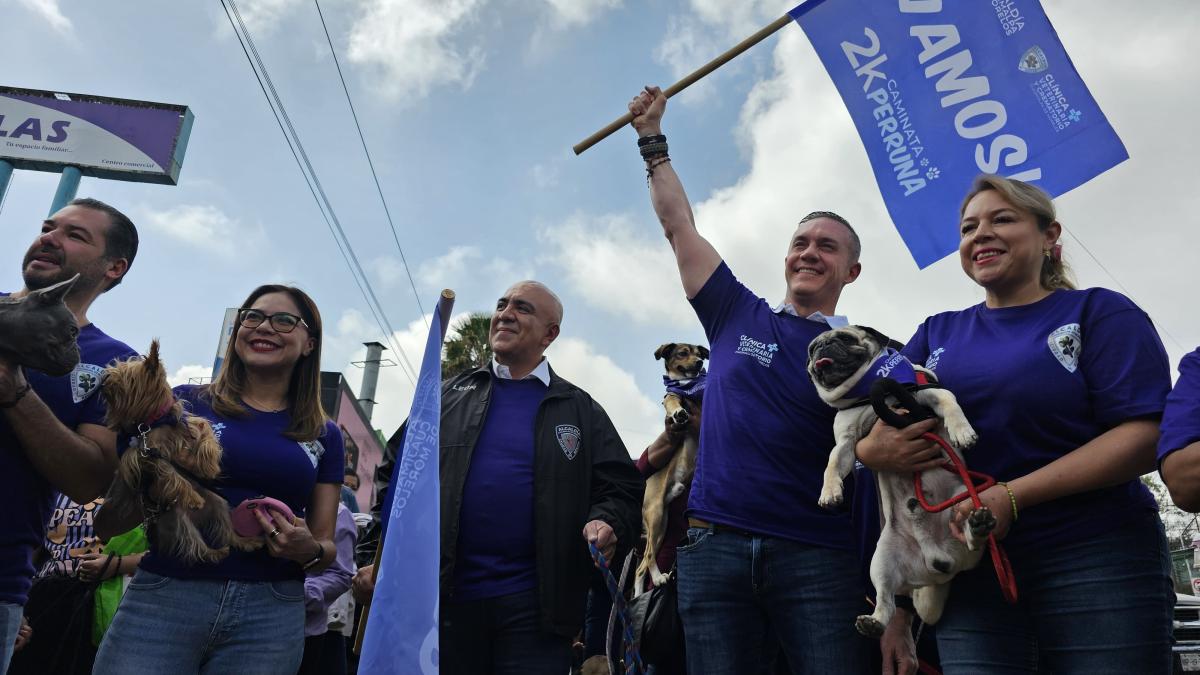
[442,312,492,379]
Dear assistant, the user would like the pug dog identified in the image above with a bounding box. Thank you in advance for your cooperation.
[807,325,992,637]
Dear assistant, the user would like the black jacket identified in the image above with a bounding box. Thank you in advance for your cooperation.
[358,363,644,638]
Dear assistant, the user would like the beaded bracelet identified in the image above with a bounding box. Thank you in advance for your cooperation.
[637,134,667,147]
[646,156,671,185]
[997,481,1018,522]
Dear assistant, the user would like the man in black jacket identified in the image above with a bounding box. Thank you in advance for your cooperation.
[354,280,643,674]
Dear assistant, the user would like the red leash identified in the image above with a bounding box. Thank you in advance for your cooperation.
[913,432,1018,604]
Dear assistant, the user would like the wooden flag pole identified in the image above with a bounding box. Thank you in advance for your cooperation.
[353,289,456,655]
[572,13,793,156]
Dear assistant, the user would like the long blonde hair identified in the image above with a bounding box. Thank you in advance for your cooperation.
[960,174,1075,291]
[204,284,327,441]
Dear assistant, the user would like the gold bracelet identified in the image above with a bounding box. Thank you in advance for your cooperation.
[997,481,1018,522]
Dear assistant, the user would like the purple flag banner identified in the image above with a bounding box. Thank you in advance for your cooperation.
[789,0,1127,267]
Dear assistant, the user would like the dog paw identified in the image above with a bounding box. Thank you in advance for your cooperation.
[945,421,978,450]
[965,506,996,550]
[650,569,670,587]
[817,484,844,509]
[671,408,690,426]
[855,615,885,638]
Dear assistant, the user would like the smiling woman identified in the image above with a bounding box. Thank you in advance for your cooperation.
[857,174,1175,674]
[92,284,345,675]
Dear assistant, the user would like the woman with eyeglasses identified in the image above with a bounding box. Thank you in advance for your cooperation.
[94,285,344,675]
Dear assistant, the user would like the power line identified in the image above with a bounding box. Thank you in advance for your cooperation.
[312,0,428,329]
[220,0,418,384]
[1063,228,1187,353]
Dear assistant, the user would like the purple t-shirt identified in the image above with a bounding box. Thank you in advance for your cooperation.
[137,384,344,582]
[1159,348,1200,466]
[687,263,853,548]
[452,377,545,601]
[0,322,135,604]
[901,288,1168,552]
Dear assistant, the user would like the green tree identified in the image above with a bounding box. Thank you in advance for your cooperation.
[442,312,492,379]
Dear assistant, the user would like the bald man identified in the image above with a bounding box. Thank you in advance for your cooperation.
[355,281,643,675]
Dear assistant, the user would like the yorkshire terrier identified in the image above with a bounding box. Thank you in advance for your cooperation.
[99,340,260,564]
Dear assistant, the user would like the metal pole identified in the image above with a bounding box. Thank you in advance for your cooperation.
[48,166,82,216]
[0,159,13,208]
[358,341,387,421]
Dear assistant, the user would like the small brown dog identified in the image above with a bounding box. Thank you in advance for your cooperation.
[636,342,708,592]
[98,340,259,564]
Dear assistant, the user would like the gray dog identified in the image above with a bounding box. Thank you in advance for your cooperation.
[0,275,80,376]
[807,325,993,637]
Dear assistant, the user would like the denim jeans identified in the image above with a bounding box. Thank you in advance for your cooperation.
[676,525,873,675]
[936,511,1174,674]
[0,601,21,672]
[440,589,573,675]
[92,570,305,675]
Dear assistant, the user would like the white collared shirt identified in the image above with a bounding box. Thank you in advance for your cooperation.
[772,301,850,329]
[492,358,552,386]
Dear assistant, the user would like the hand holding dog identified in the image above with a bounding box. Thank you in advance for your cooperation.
[856,418,945,474]
[628,85,666,137]
[0,356,27,400]
[880,609,918,675]
[254,507,320,563]
[583,519,617,563]
[950,484,1013,542]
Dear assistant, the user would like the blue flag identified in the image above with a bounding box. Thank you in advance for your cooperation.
[360,299,450,674]
[789,0,1127,268]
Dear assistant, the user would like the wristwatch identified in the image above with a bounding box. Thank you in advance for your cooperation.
[301,543,325,571]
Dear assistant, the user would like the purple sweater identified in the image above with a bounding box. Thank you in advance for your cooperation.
[304,503,357,636]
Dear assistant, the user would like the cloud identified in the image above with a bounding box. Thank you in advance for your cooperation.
[538,212,696,327]
[345,0,486,101]
[136,204,265,259]
[413,245,482,290]
[231,0,304,34]
[168,363,214,388]
[16,0,72,34]
[540,0,622,28]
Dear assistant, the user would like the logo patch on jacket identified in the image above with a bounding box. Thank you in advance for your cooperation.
[556,424,581,460]
[70,363,105,403]
[1047,323,1082,372]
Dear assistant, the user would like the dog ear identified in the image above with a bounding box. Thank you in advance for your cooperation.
[654,343,676,361]
[145,339,163,373]
[858,326,899,350]
[697,345,710,361]
[32,273,79,305]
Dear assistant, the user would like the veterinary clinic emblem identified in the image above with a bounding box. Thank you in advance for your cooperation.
[1019,46,1048,74]
[70,363,105,403]
[555,424,582,460]
[1047,323,1082,373]
[299,440,326,468]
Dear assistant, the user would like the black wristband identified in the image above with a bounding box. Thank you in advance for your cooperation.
[637,134,667,147]
[302,542,325,571]
[0,383,31,409]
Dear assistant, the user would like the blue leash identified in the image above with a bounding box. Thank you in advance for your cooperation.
[589,542,644,675]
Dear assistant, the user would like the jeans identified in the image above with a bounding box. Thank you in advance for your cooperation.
[936,511,1174,674]
[92,570,305,675]
[440,589,573,675]
[0,601,21,672]
[676,525,873,675]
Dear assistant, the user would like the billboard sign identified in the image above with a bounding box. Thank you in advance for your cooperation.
[0,86,193,185]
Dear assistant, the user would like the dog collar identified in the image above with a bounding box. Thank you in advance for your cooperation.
[142,398,176,429]
[843,348,919,402]
[664,369,707,401]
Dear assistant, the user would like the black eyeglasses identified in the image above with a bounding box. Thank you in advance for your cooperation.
[238,308,310,334]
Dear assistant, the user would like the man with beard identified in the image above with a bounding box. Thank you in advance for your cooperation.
[0,198,138,670]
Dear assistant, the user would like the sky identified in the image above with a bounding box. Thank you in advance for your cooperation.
[1,0,1198,458]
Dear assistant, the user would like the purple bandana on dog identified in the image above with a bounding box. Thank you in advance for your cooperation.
[843,348,918,402]
[664,369,707,403]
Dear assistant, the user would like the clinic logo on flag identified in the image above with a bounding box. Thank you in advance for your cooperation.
[1019,46,1049,73]
[1047,323,1082,372]
[71,363,105,403]
[556,424,582,460]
